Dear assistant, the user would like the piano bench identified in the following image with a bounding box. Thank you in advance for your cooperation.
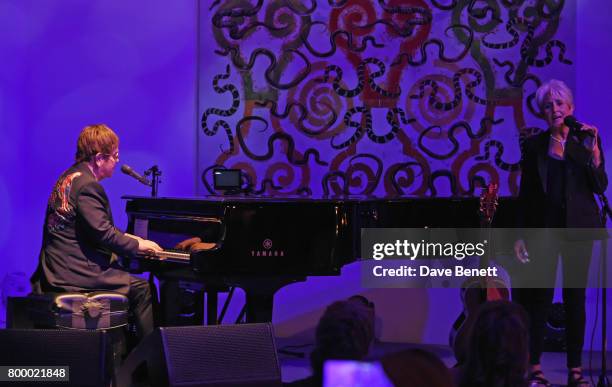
[7,291,129,330]
[6,292,130,379]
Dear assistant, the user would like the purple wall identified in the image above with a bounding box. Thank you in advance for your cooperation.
[2,0,612,348]
[0,0,198,321]
[575,0,612,355]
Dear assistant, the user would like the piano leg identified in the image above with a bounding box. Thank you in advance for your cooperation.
[159,280,181,326]
[193,290,204,324]
[245,292,274,323]
[206,291,218,325]
[239,277,306,323]
[158,279,204,326]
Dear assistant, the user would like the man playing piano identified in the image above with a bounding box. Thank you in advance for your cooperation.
[30,124,163,340]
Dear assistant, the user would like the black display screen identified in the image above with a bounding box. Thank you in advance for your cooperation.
[213,169,241,190]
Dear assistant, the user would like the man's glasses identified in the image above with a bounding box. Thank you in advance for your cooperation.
[103,152,119,162]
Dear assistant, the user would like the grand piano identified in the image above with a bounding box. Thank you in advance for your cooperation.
[122,195,518,325]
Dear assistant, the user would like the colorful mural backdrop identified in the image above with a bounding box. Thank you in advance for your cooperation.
[198,0,574,197]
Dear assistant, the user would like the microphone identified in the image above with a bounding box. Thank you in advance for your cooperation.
[121,164,152,186]
[564,115,594,137]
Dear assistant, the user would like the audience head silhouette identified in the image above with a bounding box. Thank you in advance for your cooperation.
[310,300,374,379]
[459,300,529,387]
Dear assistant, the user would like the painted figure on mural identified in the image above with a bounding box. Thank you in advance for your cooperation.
[512,80,607,387]
[30,124,163,340]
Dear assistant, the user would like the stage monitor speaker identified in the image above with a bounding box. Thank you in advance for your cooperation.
[0,329,112,387]
[117,323,282,387]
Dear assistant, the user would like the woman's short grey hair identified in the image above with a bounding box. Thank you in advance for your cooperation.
[535,79,574,112]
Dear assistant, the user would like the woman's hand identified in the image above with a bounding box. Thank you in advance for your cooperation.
[580,123,598,140]
[580,123,602,166]
[514,239,530,263]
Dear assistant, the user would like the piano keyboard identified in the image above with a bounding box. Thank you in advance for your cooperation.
[152,249,190,262]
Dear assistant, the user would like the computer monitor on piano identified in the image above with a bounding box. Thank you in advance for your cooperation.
[213,169,241,191]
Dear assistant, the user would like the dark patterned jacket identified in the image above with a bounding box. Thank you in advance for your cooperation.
[31,161,139,295]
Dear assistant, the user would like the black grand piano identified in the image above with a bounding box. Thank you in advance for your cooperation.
[122,196,518,325]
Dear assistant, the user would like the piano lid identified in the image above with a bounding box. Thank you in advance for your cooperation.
[122,194,380,203]
[122,194,518,203]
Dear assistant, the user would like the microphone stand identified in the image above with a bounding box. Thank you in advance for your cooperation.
[597,193,612,387]
[144,165,161,197]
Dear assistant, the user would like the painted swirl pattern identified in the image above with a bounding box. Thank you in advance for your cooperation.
[199,0,575,197]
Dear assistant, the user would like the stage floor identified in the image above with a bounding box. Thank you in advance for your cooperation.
[278,339,612,386]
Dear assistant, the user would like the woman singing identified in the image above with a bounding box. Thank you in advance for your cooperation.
[513,79,607,387]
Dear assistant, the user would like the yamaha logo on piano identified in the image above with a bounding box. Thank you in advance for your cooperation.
[251,238,285,257]
[263,239,272,249]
